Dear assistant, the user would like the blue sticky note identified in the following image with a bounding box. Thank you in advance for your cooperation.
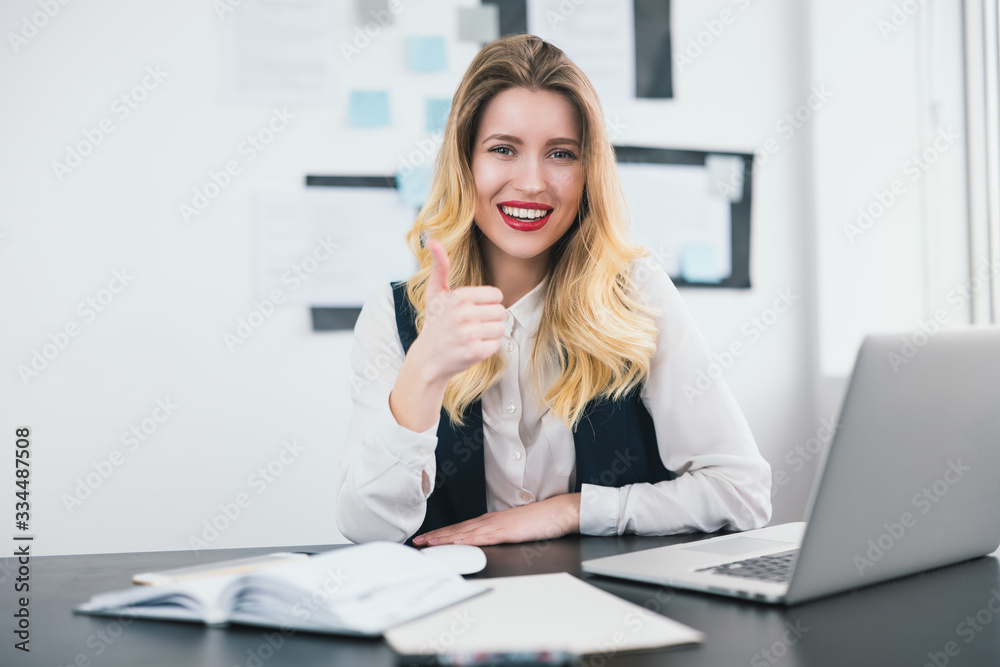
[406,36,447,72]
[349,90,390,127]
[426,98,451,134]
[680,244,726,283]
[397,165,434,209]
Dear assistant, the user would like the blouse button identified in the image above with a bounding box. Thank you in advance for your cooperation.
[520,491,532,502]
[506,341,515,352]
[512,450,522,461]
[506,402,517,414]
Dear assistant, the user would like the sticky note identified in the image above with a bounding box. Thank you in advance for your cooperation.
[357,0,393,25]
[397,165,434,209]
[426,98,451,134]
[679,244,725,283]
[349,90,390,127]
[705,154,745,202]
[406,36,447,72]
[457,5,499,43]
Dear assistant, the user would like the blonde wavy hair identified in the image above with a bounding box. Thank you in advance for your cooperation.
[403,34,660,432]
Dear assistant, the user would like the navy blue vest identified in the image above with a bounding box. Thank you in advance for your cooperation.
[391,280,675,534]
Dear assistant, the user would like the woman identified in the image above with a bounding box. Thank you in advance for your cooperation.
[336,34,771,546]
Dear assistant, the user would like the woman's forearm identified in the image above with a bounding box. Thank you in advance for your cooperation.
[389,338,451,433]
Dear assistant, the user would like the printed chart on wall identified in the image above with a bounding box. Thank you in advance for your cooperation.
[255,176,418,331]
[615,146,753,288]
[488,0,673,100]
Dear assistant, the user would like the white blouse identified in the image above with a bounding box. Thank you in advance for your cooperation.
[335,257,772,544]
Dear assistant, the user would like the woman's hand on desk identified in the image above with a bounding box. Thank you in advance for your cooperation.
[412,493,581,546]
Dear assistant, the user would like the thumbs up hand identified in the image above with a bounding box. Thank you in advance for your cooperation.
[413,238,506,384]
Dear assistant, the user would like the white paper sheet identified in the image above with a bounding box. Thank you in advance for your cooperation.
[385,572,704,656]
[617,162,733,282]
[255,187,417,306]
[218,0,335,107]
[527,0,636,102]
[705,154,746,203]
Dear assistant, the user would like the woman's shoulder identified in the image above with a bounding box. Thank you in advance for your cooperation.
[624,249,681,310]
[354,281,402,336]
[362,280,398,312]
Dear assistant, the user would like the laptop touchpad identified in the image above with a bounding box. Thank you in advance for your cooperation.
[682,537,793,556]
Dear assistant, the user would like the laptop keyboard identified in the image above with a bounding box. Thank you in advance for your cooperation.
[696,549,799,583]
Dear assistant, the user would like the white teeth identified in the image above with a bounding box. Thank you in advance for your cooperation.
[502,205,550,220]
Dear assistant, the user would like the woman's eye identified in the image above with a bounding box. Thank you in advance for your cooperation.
[551,149,577,160]
[490,145,514,156]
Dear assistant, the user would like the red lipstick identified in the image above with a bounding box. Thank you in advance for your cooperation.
[497,201,553,231]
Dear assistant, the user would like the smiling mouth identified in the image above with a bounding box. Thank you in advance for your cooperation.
[497,204,553,223]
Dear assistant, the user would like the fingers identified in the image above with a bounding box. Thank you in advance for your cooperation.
[459,286,504,305]
[470,338,504,362]
[429,310,504,346]
[430,531,501,547]
[414,516,491,546]
[426,238,451,298]
[413,512,517,547]
[474,302,506,324]
[416,527,501,547]
[427,292,504,316]
[464,320,506,341]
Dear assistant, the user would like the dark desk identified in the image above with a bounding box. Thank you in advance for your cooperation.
[3,535,1000,666]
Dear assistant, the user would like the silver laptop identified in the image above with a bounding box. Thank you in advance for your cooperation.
[582,327,1000,605]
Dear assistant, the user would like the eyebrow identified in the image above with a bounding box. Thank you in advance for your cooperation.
[481,133,581,148]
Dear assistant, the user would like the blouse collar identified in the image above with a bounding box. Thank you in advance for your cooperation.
[505,272,550,336]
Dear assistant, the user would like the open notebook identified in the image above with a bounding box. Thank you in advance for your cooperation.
[74,542,488,636]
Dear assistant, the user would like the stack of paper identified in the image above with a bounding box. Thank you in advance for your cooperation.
[385,572,704,657]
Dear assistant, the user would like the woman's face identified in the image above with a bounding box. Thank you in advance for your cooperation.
[471,86,585,278]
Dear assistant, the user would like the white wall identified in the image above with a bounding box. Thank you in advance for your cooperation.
[638,0,818,523]
[808,0,970,416]
[2,0,954,556]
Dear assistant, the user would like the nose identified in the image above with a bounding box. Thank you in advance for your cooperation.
[512,154,545,196]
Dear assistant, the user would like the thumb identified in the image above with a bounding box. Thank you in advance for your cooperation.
[426,238,451,298]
